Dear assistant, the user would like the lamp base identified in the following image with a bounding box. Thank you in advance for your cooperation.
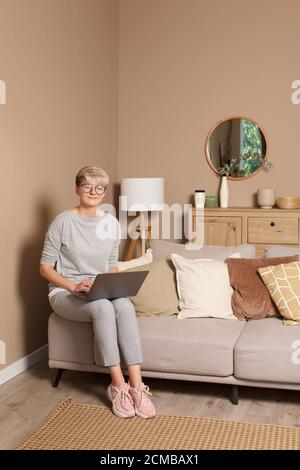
[125,224,151,261]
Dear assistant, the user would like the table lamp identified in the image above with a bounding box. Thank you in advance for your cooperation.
[120,177,165,260]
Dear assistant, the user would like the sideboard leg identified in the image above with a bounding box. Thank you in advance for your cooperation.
[231,385,239,405]
[52,368,64,388]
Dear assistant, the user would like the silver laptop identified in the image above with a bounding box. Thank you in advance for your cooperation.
[82,271,149,301]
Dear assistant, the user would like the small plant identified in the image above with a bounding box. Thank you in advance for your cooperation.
[218,158,238,176]
[219,153,273,177]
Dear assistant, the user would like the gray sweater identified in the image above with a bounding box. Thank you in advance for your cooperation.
[40,210,120,293]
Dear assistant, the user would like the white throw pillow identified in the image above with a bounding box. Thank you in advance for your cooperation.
[118,249,153,271]
[170,253,236,320]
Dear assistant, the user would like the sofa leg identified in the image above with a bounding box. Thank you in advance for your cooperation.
[231,385,239,405]
[52,368,64,388]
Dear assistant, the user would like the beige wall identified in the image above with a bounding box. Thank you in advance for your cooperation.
[2,0,300,369]
[119,0,300,209]
[0,0,118,368]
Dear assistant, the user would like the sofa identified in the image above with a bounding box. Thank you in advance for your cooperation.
[48,241,300,405]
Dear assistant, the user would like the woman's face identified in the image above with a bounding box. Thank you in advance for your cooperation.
[75,177,106,208]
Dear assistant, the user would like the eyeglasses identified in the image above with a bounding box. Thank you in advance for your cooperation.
[79,184,106,195]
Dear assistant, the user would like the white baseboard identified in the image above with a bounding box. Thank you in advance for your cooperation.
[0,344,48,386]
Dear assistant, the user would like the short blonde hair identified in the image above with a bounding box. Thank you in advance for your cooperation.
[75,166,109,188]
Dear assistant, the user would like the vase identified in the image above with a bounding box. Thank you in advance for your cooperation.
[257,189,276,209]
[220,176,229,208]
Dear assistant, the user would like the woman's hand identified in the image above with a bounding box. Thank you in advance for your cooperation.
[72,278,94,293]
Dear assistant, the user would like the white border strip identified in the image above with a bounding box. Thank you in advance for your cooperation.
[0,344,48,386]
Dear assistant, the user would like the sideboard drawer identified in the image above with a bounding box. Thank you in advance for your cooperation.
[248,217,299,244]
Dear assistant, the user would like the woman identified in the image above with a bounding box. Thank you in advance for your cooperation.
[40,166,155,419]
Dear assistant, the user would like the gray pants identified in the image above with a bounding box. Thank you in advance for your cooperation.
[49,291,143,367]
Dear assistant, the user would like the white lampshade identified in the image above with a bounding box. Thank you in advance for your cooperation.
[120,177,164,212]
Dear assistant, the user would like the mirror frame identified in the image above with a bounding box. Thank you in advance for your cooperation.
[204,115,269,181]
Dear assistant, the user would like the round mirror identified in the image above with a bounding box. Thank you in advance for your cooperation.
[205,116,268,180]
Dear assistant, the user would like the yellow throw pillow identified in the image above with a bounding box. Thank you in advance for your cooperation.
[258,261,300,325]
[124,258,179,316]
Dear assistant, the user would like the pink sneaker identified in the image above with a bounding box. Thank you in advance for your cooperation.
[129,383,156,419]
[106,383,135,418]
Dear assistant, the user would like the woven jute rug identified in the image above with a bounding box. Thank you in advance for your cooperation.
[16,398,300,450]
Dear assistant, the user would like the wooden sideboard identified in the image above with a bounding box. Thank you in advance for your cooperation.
[191,207,300,258]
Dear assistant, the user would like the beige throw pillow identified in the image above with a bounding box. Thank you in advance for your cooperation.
[170,253,236,320]
[258,261,300,325]
[124,258,179,316]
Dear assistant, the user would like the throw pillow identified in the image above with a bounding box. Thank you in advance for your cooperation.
[150,239,256,261]
[258,261,300,326]
[170,253,236,320]
[123,258,179,316]
[118,248,153,271]
[226,256,298,320]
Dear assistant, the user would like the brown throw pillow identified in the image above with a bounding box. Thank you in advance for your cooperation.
[226,256,298,320]
[123,258,179,316]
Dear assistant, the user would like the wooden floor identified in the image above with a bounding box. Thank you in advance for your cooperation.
[1,358,300,449]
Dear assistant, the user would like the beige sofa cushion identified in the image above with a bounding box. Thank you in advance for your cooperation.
[137,315,246,376]
[124,258,179,316]
[234,317,300,383]
[259,261,300,325]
